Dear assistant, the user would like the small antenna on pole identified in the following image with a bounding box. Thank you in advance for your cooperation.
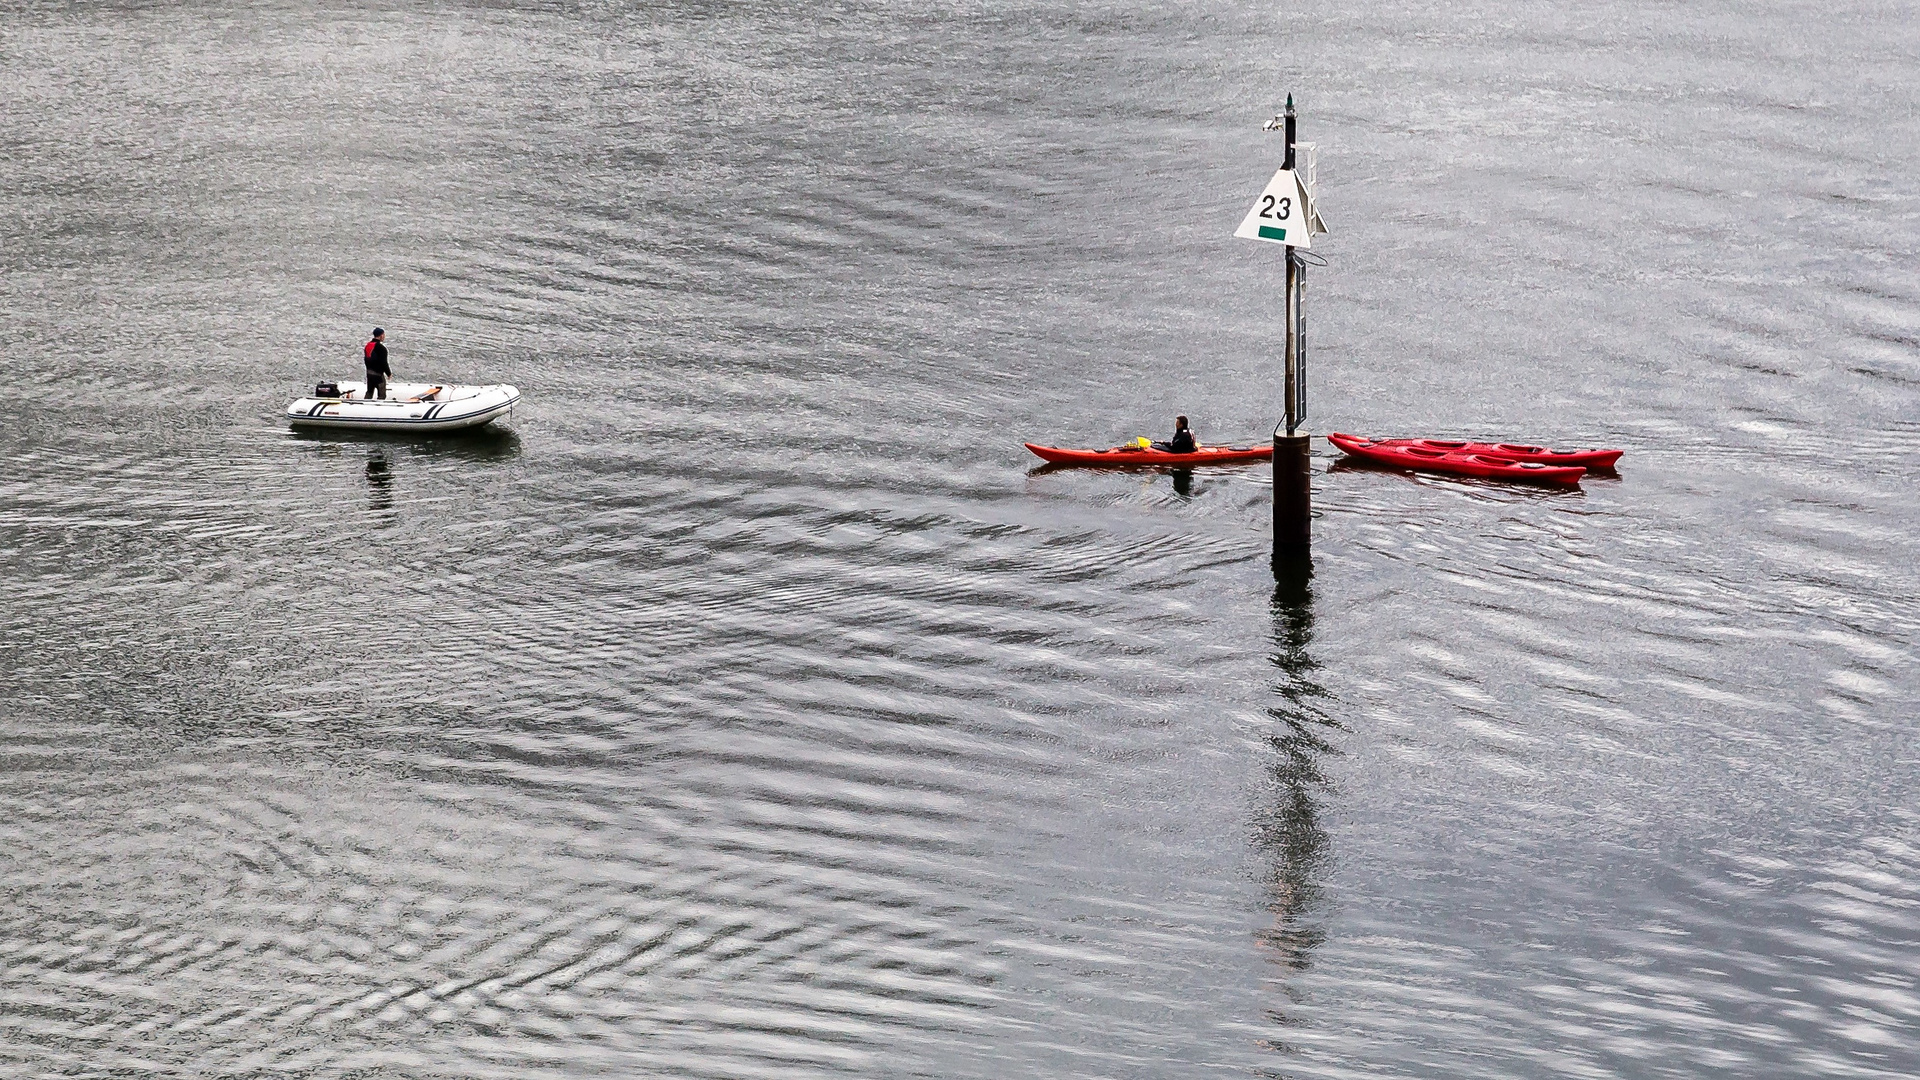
[1263,93,1293,134]
[1283,95,1297,171]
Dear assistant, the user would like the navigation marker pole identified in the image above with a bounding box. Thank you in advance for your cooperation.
[1237,94,1326,568]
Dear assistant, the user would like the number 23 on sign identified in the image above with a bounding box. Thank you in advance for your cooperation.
[1233,168,1313,249]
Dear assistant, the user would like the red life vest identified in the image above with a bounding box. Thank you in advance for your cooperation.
[364,339,376,362]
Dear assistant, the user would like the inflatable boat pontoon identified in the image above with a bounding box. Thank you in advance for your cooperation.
[287,381,519,433]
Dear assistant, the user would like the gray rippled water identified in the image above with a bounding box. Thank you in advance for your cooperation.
[3,1,1917,1077]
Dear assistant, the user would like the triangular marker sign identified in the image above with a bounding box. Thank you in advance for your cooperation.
[1234,169,1316,249]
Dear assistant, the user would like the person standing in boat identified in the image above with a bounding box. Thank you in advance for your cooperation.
[363,328,391,400]
[1153,415,1197,453]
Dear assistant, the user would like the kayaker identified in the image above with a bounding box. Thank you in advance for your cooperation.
[1153,415,1196,454]
[363,328,391,400]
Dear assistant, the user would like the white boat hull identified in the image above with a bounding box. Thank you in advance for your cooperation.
[287,381,519,433]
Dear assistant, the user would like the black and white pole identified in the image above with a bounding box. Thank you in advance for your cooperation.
[1273,95,1312,561]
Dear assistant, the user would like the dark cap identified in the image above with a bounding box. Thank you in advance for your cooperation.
[372,327,385,337]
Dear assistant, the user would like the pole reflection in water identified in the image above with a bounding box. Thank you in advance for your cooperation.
[365,449,394,511]
[1255,556,1339,1034]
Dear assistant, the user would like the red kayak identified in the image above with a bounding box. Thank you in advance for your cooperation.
[1335,434,1622,468]
[1328,432,1585,485]
[1025,442,1274,467]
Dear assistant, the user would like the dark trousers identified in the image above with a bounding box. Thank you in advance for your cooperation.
[365,369,388,399]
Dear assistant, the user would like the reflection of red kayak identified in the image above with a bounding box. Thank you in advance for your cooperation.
[1025,442,1274,467]
[1335,434,1622,468]
[1328,432,1586,485]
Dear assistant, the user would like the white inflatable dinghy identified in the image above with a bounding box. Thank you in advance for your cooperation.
[287,380,519,432]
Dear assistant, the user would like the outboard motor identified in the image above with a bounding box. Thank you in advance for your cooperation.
[315,381,340,398]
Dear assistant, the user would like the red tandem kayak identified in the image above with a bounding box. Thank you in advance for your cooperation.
[1334,434,1622,468]
[1328,432,1586,485]
[1025,442,1274,467]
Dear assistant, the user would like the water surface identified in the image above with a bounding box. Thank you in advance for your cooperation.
[3,1,1918,1076]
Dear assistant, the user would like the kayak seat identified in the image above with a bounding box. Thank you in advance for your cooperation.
[1497,444,1546,454]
